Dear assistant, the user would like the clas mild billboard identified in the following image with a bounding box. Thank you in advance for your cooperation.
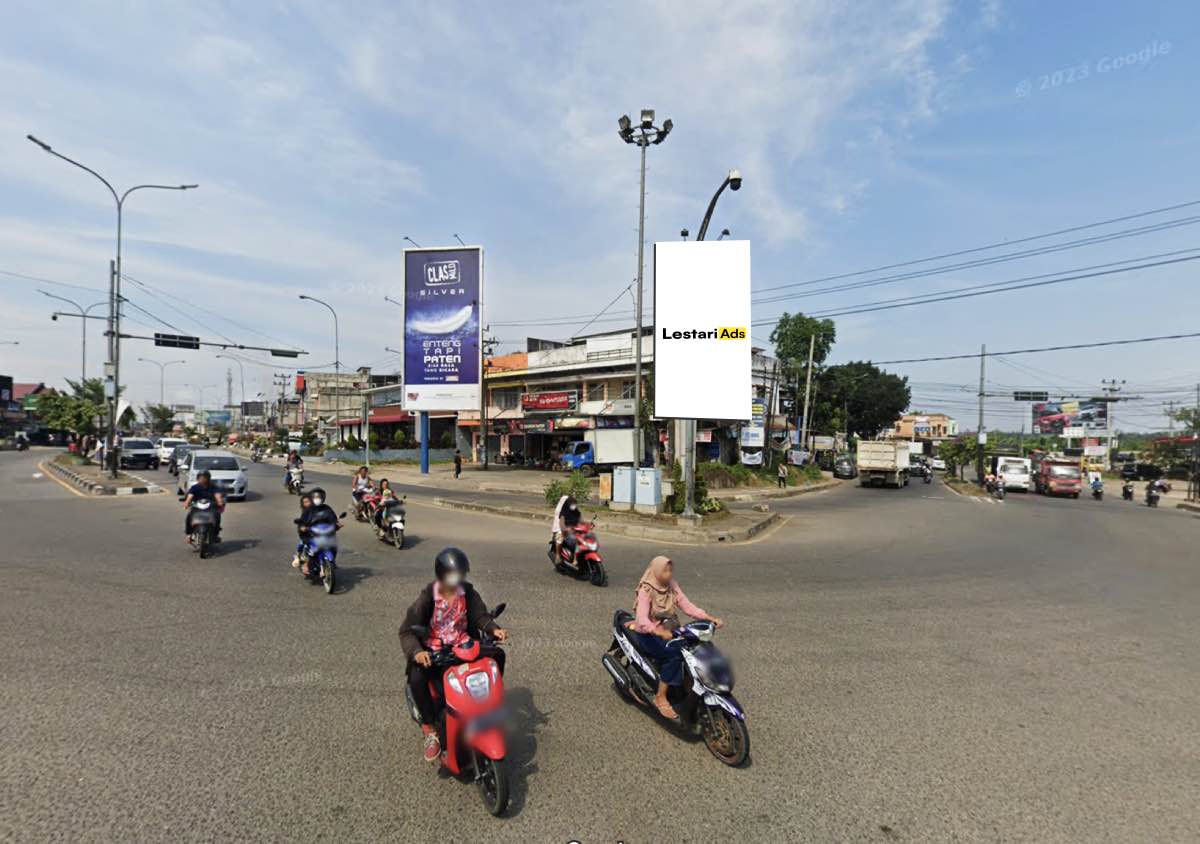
[653,240,751,420]
[401,247,483,411]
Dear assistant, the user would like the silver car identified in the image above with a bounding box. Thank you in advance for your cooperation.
[177,450,249,500]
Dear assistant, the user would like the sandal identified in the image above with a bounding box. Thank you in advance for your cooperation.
[655,699,678,719]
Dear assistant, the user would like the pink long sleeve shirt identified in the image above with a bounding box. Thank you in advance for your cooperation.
[633,582,711,634]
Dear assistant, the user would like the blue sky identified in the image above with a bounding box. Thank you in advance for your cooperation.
[1,1,1198,432]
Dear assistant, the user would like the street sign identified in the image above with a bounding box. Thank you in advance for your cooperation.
[270,349,300,358]
[1013,391,1049,402]
[154,332,200,350]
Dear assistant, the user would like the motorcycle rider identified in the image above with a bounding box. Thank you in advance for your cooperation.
[351,466,373,514]
[1091,476,1104,497]
[291,492,313,568]
[285,449,303,489]
[628,555,724,720]
[398,548,508,763]
[371,479,399,530]
[1122,479,1135,500]
[294,487,340,577]
[182,470,224,544]
[551,494,580,562]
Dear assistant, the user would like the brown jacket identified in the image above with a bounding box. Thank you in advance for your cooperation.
[397,581,498,665]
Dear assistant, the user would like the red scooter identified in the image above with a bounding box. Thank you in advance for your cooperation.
[403,605,510,816]
[547,520,607,586]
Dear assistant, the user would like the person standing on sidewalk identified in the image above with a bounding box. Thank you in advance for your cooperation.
[777,461,788,489]
[453,449,462,479]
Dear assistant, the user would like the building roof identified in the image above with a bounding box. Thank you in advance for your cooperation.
[13,383,49,400]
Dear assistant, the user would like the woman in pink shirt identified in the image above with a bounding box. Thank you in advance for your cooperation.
[631,555,724,718]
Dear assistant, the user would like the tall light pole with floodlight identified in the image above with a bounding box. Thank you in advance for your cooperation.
[27,134,196,477]
[216,355,247,430]
[618,108,672,470]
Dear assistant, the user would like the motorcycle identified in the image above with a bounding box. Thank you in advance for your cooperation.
[1092,483,1104,501]
[403,604,510,816]
[603,612,749,767]
[299,514,346,594]
[352,487,374,522]
[373,496,407,549]
[1145,484,1161,508]
[1122,481,1135,501]
[187,499,219,559]
[547,520,607,586]
[250,447,263,463]
[286,466,304,495]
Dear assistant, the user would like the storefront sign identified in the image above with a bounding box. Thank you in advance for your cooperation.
[402,246,483,411]
[522,390,577,412]
[523,420,554,434]
[739,399,765,447]
[695,429,713,443]
[557,416,591,430]
[595,416,633,429]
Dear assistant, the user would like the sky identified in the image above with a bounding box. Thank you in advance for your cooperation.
[1,1,1198,433]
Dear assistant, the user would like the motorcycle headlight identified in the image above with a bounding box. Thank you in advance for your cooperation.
[465,671,490,700]
[446,673,464,694]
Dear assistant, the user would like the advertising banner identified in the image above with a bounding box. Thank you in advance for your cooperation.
[401,247,483,411]
[739,448,763,465]
[654,240,751,420]
[522,390,577,412]
[695,429,713,443]
[1032,399,1107,434]
[204,410,232,426]
[740,399,765,447]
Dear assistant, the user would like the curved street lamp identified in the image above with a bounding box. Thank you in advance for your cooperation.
[298,295,341,443]
[41,290,107,382]
[137,357,186,405]
[28,134,196,476]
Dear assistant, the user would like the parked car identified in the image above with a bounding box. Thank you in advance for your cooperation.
[168,444,201,476]
[832,454,857,479]
[157,437,187,464]
[930,457,947,471]
[119,438,160,470]
[177,450,249,500]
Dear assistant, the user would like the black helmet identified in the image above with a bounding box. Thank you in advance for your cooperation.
[198,470,212,482]
[434,547,470,580]
[309,486,326,501]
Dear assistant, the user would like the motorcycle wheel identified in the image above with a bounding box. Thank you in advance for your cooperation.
[322,560,335,594]
[392,529,404,550]
[195,529,208,559]
[589,561,608,587]
[701,707,750,767]
[476,755,509,817]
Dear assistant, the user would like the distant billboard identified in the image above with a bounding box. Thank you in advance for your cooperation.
[204,410,231,426]
[1032,400,1107,434]
[654,240,751,420]
[739,399,765,446]
[401,246,483,411]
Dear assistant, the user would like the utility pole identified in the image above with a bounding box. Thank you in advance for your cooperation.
[976,344,986,483]
[1101,378,1124,469]
[1166,400,1178,436]
[479,329,498,470]
[798,334,817,455]
[1191,384,1199,502]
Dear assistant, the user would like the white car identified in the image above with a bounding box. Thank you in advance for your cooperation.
[177,449,249,500]
[119,437,160,470]
[930,457,947,471]
[157,437,187,463]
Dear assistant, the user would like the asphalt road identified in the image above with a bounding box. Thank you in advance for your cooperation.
[2,449,1197,842]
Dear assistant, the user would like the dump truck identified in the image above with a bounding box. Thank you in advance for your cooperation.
[856,441,910,488]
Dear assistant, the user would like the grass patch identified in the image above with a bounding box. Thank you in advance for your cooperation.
[944,477,990,498]
[53,453,93,467]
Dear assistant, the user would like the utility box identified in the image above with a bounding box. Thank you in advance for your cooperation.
[599,473,613,501]
[610,467,635,511]
[634,467,664,514]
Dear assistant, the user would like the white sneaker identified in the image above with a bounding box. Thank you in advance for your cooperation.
[291,555,301,568]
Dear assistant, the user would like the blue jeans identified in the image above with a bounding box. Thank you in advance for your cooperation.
[636,632,684,686]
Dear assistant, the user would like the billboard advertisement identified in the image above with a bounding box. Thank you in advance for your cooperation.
[740,399,766,446]
[653,240,751,420]
[1032,400,1108,434]
[401,247,483,411]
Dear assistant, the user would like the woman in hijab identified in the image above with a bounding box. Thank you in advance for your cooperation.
[630,555,724,718]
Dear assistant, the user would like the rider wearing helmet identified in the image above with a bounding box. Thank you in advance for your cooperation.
[294,487,340,576]
[182,470,224,543]
[398,548,508,762]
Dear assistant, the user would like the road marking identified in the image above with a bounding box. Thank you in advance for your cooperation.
[31,472,43,479]
[37,461,88,498]
[921,495,944,500]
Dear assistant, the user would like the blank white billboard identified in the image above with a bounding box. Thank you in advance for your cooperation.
[653,240,751,420]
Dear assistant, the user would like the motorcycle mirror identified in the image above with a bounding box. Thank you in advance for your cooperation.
[338,511,348,519]
[492,602,507,619]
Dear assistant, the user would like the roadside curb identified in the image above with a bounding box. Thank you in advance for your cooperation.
[43,460,163,496]
[1176,501,1200,514]
[429,497,782,545]
[715,479,841,502]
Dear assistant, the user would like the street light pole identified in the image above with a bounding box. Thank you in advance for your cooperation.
[299,295,341,446]
[40,290,106,382]
[137,358,186,405]
[216,355,246,431]
[28,134,196,478]
[618,109,672,475]
[681,168,743,517]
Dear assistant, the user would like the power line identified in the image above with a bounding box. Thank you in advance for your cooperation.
[754,250,1200,324]
[862,330,1200,365]
[0,268,107,294]
[751,197,1200,295]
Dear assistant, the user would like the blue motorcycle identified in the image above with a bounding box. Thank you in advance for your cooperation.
[300,516,345,594]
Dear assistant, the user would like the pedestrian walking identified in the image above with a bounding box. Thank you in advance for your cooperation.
[777,461,788,489]
[453,449,462,479]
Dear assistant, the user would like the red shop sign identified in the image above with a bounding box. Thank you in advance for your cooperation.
[521,391,577,411]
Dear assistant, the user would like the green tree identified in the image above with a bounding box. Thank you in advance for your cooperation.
[770,313,836,428]
[814,361,910,438]
[36,393,103,438]
[391,428,408,449]
[142,404,177,434]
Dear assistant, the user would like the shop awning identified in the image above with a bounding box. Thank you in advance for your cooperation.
[337,406,412,426]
